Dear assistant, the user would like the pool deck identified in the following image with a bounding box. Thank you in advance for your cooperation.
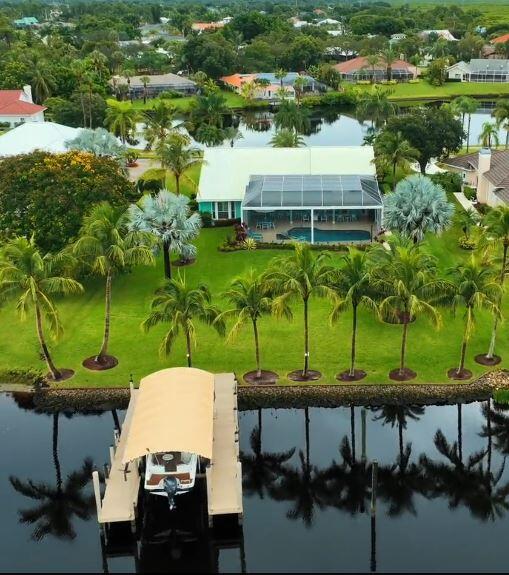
[249,218,376,243]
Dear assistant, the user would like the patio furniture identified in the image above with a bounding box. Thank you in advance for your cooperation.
[248,231,264,241]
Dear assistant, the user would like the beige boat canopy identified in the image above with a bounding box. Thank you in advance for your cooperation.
[122,367,215,464]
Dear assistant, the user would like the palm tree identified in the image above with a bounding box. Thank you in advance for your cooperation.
[143,100,179,150]
[383,174,454,242]
[219,269,275,381]
[267,243,335,380]
[104,101,138,144]
[447,255,501,379]
[142,273,225,366]
[128,189,202,279]
[357,86,395,129]
[374,130,420,189]
[329,248,377,380]
[293,76,307,106]
[371,237,443,380]
[70,60,88,126]
[451,96,478,152]
[240,81,257,103]
[478,206,509,362]
[363,54,381,84]
[0,237,83,381]
[274,100,311,134]
[189,92,228,129]
[454,207,480,241]
[156,133,203,196]
[479,121,500,148]
[73,202,155,369]
[222,126,244,147]
[31,64,56,104]
[269,129,305,148]
[10,413,95,541]
[275,68,287,89]
[140,75,151,104]
[493,98,509,150]
[380,48,398,82]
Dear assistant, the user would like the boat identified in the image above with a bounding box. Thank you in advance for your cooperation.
[144,451,198,509]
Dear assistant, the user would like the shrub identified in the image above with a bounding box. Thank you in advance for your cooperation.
[430,172,462,195]
[408,79,420,84]
[302,91,357,108]
[0,151,138,252]
[458,236,476,250]
[463,186,477,201]
[200,211,213,227]
[158,90,184,99]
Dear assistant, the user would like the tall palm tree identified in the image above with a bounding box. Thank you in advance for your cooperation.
[10,413,95,541]
[156,133,203,196]
[31,64,56,104]
[293,76,307,106]
[478,206,509,362]
[73,202,155,369]
[104,101,138,144]
[143,100,179,150]
[70,60,88,126]
[219,269,276,381]
[329,248,377,380]
[0,237,83,381]
[128,189,202,279]
[140,75,151,105]
[451,96,478,152]
[371,237,443,380]
[493,98,509,150]
[447,255,501,379]
[479,121,500,148]
[142,273,225,367]
[275,68,287,89]
[189,92,228,129]
[274,100,311,134]
[267,244,335,380]
[380,48,398,82]
[269,129,305,148]
[363,54,381,84]
[374,130,420,189]
[357,86,395,130]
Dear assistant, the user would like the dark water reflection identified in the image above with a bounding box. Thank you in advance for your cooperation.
[2,393,509,572]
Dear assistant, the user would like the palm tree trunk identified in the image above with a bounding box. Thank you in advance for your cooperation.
[304,407,310,468]
[80,90,86,128]
[392,161,397,191]
[487,242,508,358]
[486,398,492,475]
[97,271,112,362]
[185,329,192,367]
[303,297,309,377]
[88,86,93,128]
[35,301,61,380]
[398,420,404,465]
[399,319,409,375]
[175,174,180,196]
[349,304,358,377]
[163,239,172,279]
[457,330,468,375]
[350,405,356,463]
[252,318,261,378]
[53,412,62,490]
[457,403,463,464]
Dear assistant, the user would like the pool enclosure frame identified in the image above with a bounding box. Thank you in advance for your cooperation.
[241,174,384,244]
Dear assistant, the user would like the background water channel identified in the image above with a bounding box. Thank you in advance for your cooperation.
[1,392,508,572]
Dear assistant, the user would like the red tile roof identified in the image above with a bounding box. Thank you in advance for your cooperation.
[334,56,416,75]
[0,90,46,116]
[220,74,257,88]
[492,33,509,44]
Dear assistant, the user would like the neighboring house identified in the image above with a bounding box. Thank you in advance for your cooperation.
[110,73,196,97]
[317,18,340,26]
[0,121,80,157]
[289,17,309,28]
[390,33,407,42]
[446,59,509,82]
[220,72,324,100]
[324,47,358,60]
[334,56,418,82]
[0,87,46,128]
[198,147,383,243]
[442,149,509,207]
[13,16,38,27]
[191,21,225,32]
[419,29,457,41]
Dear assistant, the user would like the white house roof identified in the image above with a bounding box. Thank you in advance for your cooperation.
[198,146,376,202]
[0,121,81,157]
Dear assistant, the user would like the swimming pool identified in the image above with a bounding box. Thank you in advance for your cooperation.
[287,227,371,243]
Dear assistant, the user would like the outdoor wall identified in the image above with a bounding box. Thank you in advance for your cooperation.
[0,111,45,128]
[198,201,213,214]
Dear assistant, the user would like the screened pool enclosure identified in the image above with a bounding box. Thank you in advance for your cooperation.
[242,174,383,244]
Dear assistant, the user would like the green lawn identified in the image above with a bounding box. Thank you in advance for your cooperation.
[1,221,508,389]
[139,164,202,197]
[353,81,509,102]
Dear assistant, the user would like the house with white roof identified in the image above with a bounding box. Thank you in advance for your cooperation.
[198,147,383,244]
[447,59,509,82]
[0,122,81,157]
[0,86,46,128]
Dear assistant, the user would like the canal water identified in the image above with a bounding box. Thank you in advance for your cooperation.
[1,392,508,572]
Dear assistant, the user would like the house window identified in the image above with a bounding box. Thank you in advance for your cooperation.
[216,201,230,219]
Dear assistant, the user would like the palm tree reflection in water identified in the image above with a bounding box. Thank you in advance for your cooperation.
[10,412,96,541]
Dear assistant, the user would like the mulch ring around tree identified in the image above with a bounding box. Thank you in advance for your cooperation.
[243,370,279,385]
[389,368,417,382]
[82,355,119,371]
[447,367,473,381]
[172,258,196,268]
[337,369,367,382]
[474,354,502,366]
[288,369,322,382]
[45,368,75,383]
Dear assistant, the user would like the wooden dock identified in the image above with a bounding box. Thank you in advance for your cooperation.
[206,373,243,525]
[93,387,140,526]
[93,371,243,530]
